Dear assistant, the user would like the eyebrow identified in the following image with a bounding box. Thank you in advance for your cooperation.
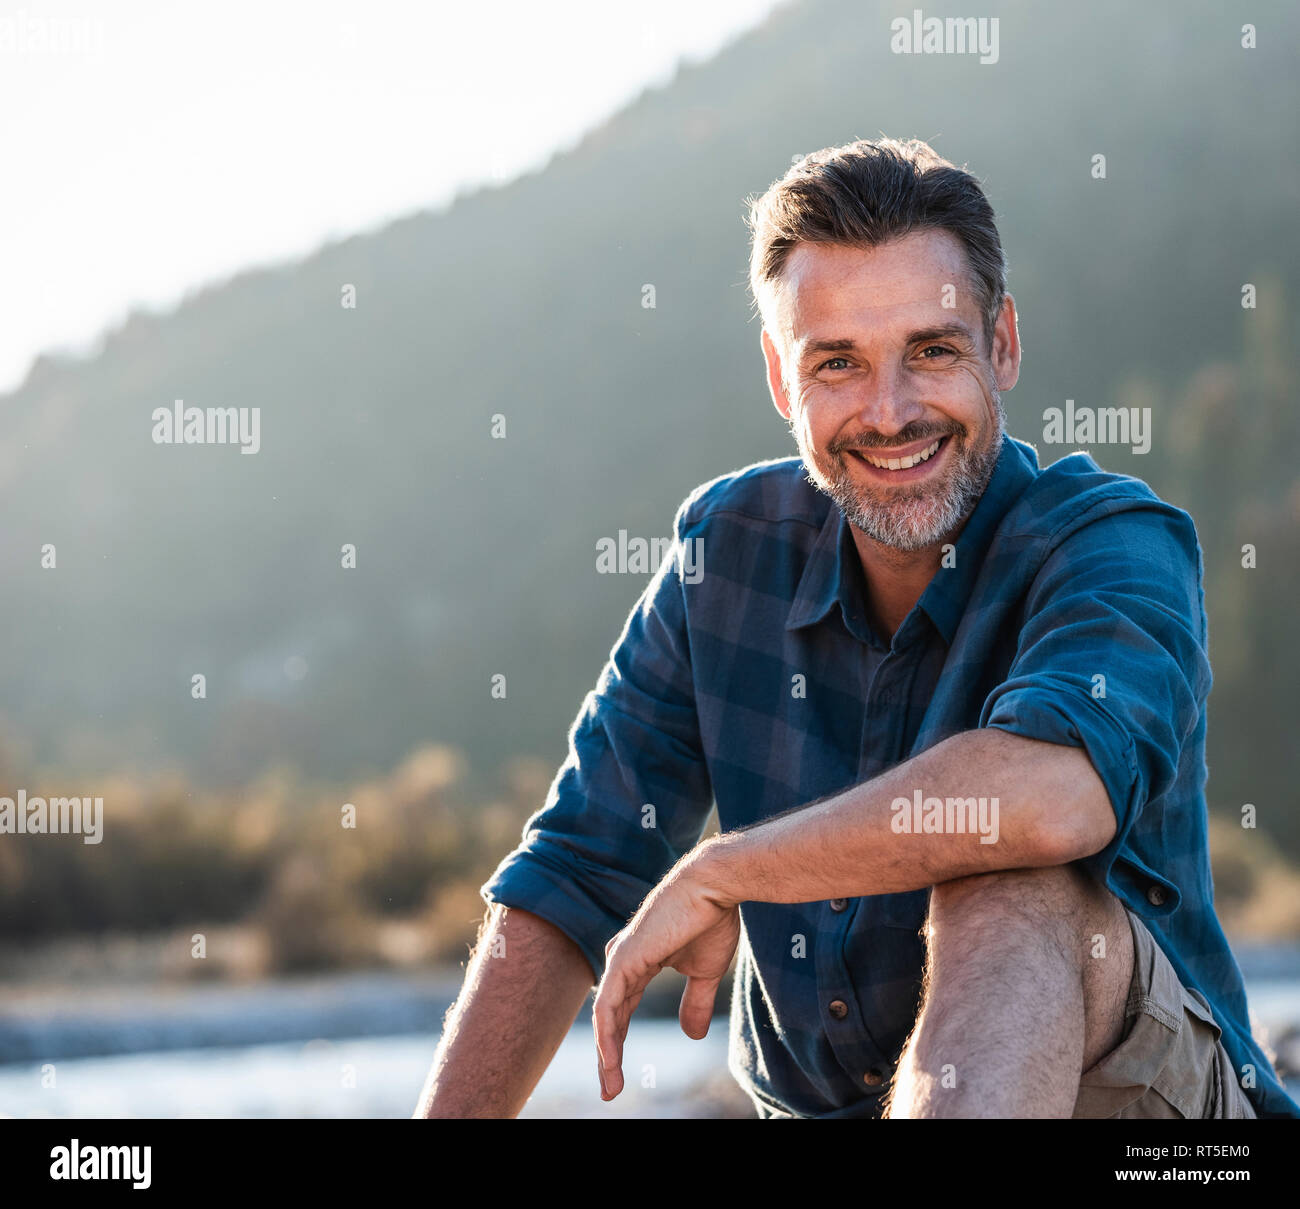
[798,322,978,360]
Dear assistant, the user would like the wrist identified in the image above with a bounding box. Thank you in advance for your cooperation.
[679,832,747,910]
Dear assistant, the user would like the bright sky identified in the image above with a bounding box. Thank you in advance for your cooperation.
[0,0,786,394]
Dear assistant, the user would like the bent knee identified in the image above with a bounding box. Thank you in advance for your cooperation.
[929,862,1115,929]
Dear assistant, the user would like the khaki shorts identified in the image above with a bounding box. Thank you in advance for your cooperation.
[1072,907,1256,1119]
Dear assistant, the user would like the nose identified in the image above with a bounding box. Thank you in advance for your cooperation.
[850,363,925,438]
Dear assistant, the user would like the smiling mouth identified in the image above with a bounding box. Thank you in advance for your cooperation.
[849,435,948,472]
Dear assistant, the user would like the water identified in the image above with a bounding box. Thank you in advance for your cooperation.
[0,1020,736,1119]
[3,976,1296,1119]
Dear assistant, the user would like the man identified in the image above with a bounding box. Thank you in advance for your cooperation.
[416,137,1297,1119]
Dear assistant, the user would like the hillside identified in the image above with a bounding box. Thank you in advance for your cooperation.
[2,0,1297,853]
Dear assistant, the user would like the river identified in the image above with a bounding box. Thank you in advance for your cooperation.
[2,973,1296,1118]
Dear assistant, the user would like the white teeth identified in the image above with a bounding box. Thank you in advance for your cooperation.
[864,438,942,470]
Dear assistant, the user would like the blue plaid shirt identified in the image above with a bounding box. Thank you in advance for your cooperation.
[483,434,1298,1119]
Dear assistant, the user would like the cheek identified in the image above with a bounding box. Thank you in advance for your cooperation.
[919,362,998,433]
[959,364,1000,431]
[792,389,839,451]
[797,410,827,457]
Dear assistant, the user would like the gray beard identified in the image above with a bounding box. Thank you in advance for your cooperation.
[796,406,1005,552]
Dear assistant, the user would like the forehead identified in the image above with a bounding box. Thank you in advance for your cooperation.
[771,229,978,343]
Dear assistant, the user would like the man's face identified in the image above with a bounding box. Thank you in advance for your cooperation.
[761,231,1019,552]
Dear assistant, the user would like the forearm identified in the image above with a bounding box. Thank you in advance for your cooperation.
[414,904,595,1118]
[692,728,1115,907]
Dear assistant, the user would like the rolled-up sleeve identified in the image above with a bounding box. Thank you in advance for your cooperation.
[481,500,715,978]
[979,501,1211,905]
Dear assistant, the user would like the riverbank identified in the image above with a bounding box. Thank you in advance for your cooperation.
[2,952,1298,1118]
[4,942,1300,1066]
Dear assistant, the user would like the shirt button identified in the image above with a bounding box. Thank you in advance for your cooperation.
[828,999,848,1020]
[829,898,848,912]
[1147,884,1167,907]
[863,1068,885,1086]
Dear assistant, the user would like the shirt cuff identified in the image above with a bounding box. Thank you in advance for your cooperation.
[480,844,643,980]
[980,681,1181,916]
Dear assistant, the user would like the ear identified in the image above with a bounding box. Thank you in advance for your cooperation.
[990,293,1021,392]
[762,328,792,420]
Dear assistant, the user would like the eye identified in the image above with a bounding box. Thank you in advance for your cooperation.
[817,356,852,372]
[919,344,955,359]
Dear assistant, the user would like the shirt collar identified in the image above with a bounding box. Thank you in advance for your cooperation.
[785,435,1040,645]
[785,490,869,638]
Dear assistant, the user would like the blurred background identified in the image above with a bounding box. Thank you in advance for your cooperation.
[1,0,1297,1118]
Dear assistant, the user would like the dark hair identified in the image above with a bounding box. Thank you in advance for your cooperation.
[746,137,1007,349]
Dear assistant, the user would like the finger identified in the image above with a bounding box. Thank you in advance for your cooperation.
[593,973,630,1100]
[594,960,653,1101]
[678,974,721,1040]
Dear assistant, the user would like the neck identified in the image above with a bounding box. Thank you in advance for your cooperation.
[849,520,966,642]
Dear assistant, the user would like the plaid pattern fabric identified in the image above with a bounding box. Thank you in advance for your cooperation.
[483,435,1298,1119]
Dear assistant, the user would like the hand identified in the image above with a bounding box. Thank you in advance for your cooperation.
[592,856,740,1100]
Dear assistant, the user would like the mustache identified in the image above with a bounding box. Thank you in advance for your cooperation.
[828,424,963,455]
